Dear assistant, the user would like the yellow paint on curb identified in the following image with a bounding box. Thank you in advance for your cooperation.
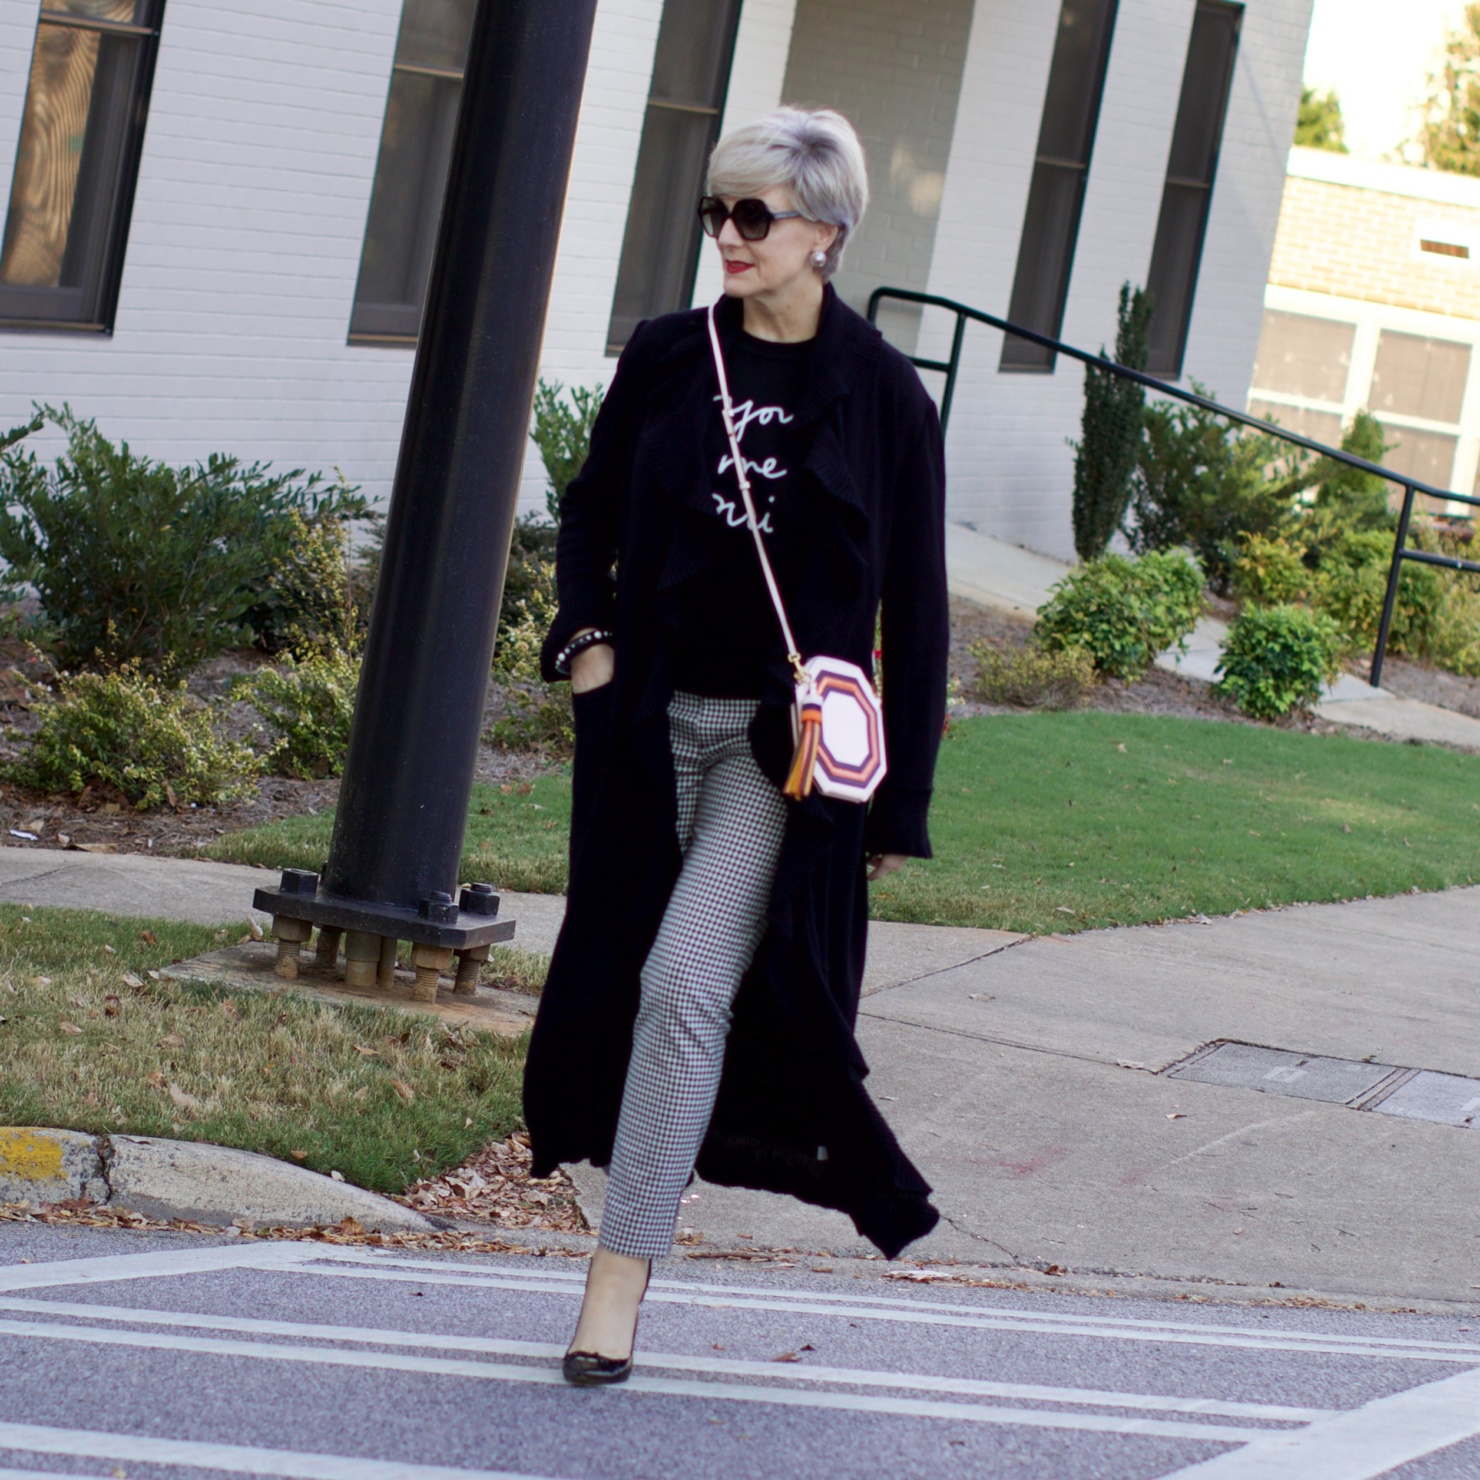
[0,1128,65,1181]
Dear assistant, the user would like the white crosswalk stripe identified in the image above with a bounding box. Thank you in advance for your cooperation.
[2,1243,1477,1478]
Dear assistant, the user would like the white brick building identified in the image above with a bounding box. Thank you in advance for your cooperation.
[0,0,1312,561]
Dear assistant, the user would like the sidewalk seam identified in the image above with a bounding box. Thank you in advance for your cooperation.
[862,936,1031,999]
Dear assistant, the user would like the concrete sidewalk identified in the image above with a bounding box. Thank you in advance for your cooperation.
[2,846,1476,1307]
[645,887,1480,1307]
[947,523,1480,749]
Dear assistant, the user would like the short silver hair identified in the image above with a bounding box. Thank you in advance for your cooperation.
[706,107,868,279]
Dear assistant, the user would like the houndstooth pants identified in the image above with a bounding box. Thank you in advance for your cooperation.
[598,691,788,1259]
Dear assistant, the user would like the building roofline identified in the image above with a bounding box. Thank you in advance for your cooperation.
[1288,144,1480,209]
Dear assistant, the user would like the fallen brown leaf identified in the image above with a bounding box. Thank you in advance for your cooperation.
[289,1149,308,1162]
[158,1033,185,1048]
[353,1044,378,1057]
[139,930,157,947]
[101,943,116,954]
[121,972,145,990]
[57,1020,83,1036]
[391,1079,415,1102]
[144,1071,166,1088]
[167,1083,201,1109]
[103,995,120,1017]
[772,1351,800,1363]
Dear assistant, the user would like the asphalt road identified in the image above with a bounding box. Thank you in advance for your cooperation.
[1,1226,1479,1479]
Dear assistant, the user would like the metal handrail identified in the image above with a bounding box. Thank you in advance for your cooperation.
[866,286,1480,688]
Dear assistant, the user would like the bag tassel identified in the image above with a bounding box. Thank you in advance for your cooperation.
[784,693,823,801]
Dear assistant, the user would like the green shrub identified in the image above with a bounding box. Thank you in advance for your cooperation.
[1213,604,1346,719]
[0,407,365,677]
[1315,529,1443,656]
[1129,390,1312,591]
[489,552,573,754]
[244,496,370,658]
[970,642,1097,709]
[1301,411,1393,554]
[1230,533,1317,607]
[12,666,259,808]
[1071,282,1152,561]
[530,379,603,521]
[1036,550,1205,681]
[234,650,360,778]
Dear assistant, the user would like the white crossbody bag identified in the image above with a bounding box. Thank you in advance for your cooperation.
[706,302,887,804]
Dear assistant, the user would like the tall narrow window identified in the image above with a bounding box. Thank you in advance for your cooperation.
[0,1,165,332]
[349,0,475,344]
[1144,0,1241,376]
[606,0,742,354]
[1000,0,1119,372]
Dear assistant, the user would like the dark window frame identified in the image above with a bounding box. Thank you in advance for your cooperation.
[605,0,743,355]
[1144,0,1242,377]
[0,1,166,334]
[1000,0,1120,373]
[348,0,475,346]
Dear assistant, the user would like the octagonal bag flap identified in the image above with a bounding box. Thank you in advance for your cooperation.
[789,655,887,803]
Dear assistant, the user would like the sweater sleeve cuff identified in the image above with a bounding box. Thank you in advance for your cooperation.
[863,784,933,860]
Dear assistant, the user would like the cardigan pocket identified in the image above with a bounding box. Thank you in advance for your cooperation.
[570,682,616,868]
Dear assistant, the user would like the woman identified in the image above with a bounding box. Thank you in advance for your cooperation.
[526,106,949,1384]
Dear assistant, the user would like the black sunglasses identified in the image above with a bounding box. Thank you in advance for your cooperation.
[698,196,807,242]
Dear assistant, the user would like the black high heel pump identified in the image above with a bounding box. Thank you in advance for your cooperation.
[562,1262,651,1386]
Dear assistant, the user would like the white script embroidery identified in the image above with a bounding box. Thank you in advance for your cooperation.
[712,394,792,532]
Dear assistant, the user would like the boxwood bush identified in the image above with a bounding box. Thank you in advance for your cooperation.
[1213,604,1346,720]
[12,666,259,808]
[1036,550,1205,681]
[0,407,366,677]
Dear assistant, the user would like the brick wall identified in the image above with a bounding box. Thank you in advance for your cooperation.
[0,0,660,513]
[927,0,1313,559]
[778,0,974,331]
[1268,164,1480,322]
[0,0,1313,551]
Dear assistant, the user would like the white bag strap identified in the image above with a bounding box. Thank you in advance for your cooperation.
[707,302,810,690]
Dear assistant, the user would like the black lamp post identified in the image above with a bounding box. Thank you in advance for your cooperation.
[252,0,600,998]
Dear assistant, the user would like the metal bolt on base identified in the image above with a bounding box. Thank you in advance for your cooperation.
[378,935,398,990]
[272,916,312,979]
[412,944,453,1003]
[453,943,490,996]
[314,927,342,969]
[344,931,381,989]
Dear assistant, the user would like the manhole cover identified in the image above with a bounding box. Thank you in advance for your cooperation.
[1368,1071,1480,1128]
[1164,1042,1400,1106]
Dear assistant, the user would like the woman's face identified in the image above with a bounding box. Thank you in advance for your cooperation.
[714,186,839,303]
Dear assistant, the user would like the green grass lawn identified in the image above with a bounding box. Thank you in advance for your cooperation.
[0,906,526,1194]
[208,714,1480,935]
[207,780,572,894]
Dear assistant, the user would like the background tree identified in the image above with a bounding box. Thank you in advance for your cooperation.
[1418,2,1480,175]
[1071,283,1152,562]
[1295,86,1348,152]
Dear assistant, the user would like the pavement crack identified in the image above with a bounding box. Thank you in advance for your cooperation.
[96,1132,115,1205]
[862,938,1029,999]
[937,1210,1021,1263]
[860,1010,1129,1068]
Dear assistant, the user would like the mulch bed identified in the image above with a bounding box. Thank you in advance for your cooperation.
[948,597,1338,732]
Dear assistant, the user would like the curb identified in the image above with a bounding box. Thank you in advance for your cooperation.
[0,1127,436,1233]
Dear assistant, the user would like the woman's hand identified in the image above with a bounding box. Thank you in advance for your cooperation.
[866,853,906,883]
[570,640,615,694]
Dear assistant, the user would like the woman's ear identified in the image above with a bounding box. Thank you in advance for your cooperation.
[814,222,841,257]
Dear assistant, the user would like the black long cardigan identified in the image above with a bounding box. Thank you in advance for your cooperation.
[523,286,949,1258]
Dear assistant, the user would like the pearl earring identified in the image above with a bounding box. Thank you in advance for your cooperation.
[811,249,827,269]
